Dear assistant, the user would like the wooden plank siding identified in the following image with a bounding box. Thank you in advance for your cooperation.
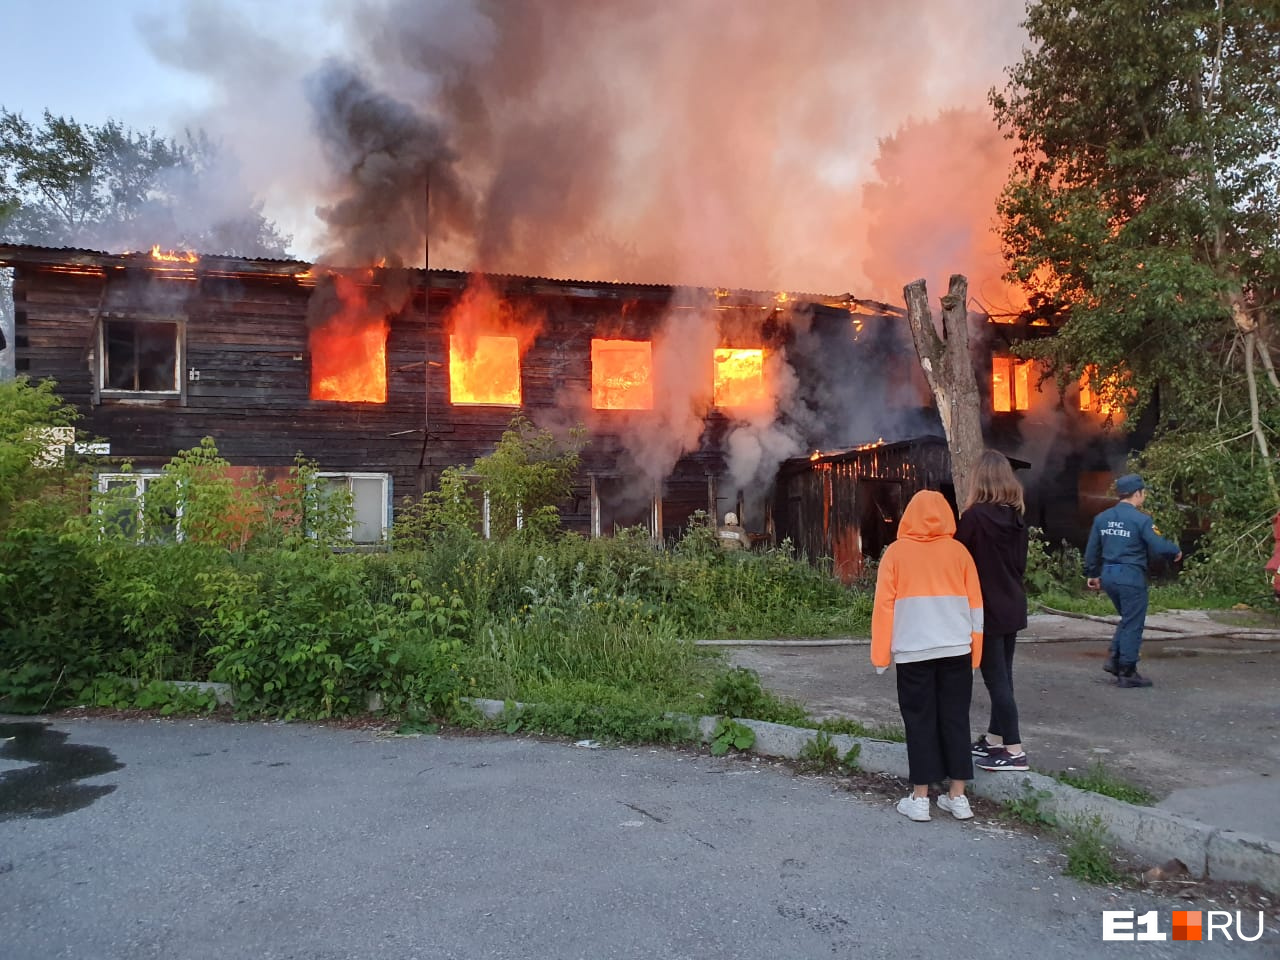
[771,438,952,581]
[3,248,810,541]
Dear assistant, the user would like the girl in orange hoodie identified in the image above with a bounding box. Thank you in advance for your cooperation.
[871,489,984,822]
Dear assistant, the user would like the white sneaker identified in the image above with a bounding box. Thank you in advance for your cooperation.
[937,793,974,820]
[896,795,931,821]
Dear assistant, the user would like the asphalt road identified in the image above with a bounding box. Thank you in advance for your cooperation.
[725,630,1280,842]
[2,716,1273,959]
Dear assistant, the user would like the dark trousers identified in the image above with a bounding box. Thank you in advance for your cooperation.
[895,655,974,786]
[1102,576,1149,668]
[980,631,1021,745]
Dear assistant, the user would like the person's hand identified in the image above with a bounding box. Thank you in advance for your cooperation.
[1174,552,1183,563]
[874,666,888,675]
[1086,577,1101,590]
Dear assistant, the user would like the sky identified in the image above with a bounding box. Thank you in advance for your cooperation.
[0,0,1032,301]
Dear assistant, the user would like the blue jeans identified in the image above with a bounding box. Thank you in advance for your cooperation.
[1102,576,1149,668]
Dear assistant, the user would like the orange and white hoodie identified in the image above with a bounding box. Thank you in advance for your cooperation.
[870,489,984,669]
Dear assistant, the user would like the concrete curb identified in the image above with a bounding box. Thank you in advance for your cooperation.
[468,697,1280,894]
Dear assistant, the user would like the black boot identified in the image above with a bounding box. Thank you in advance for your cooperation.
[1117,665,1153,688]
[1103,653,1119,676]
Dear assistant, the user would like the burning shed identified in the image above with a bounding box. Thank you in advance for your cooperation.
[772,438,953,583]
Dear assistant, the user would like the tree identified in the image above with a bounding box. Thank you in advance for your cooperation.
[903,275,986,507]
[991,0,1280,583]
[0,109,290,257]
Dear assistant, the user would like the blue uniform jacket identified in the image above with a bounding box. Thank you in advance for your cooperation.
[1083,502,1180,585]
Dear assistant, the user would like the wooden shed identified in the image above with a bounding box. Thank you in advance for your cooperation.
[771,438,954,582]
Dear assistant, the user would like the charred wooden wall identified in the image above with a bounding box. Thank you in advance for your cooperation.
[772,438,952,581]
[5,249,792,538]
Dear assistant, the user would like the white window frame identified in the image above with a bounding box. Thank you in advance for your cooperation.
[96,472,183,541]
[316,472,391,544]
[98,316,184,398]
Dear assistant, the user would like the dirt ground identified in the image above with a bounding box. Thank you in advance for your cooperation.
[724,626,1280,838]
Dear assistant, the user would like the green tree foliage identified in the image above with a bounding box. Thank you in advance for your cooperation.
[0,109,289,256]
[992,1,1280,585]
[394,415,587,545]
[0,375,85,533]
[993,2,1280,410]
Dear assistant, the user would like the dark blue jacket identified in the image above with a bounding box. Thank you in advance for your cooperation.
[1083,502,1180,585]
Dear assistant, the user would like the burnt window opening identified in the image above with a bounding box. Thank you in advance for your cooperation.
[991,355,1033,413]
[101,319,181,394]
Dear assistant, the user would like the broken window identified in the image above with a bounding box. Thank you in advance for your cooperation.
[449,335,521,405]
[991,355,1033,412]
[1078,364,1131,420]
[310,321,388,403]
[317,472,390,544]
[713,348,766,408]
[101,319,180,394]
[591,339,653,410]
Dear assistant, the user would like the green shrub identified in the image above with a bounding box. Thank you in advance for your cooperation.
[710,718,756,756]
[708,667,808,726]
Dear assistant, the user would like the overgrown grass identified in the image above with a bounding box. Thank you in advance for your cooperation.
[1054,761,1155,806]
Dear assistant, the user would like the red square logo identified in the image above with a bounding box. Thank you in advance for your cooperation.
[1172,911,1202,941]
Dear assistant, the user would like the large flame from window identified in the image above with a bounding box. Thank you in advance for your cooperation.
[992,356,1032,412]
[713,348,766,408]
[309,273,388,403]
[450,334,521,405]
[592,339,653,410]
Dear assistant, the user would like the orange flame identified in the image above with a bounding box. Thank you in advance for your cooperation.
[150,245,199,263]
[1079,364,1131,421]
[992,356,1032,412]
[450,335,521,405]
[311,321,388,403]
[592,339,653,410]
[309,272,388,403]
[713,348,766,408]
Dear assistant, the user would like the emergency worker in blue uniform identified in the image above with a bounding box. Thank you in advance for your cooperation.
[1083,474,1182,688]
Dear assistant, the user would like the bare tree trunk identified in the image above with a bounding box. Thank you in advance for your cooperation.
[1226,286,1280,507]
[903,274,986,508]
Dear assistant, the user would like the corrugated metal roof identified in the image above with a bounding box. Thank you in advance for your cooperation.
[0,241,895,311]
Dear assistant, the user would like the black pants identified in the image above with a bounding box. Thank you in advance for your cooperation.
[895,655,974,786]
[980,631,1021,746]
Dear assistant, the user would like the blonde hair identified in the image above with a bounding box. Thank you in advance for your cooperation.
[964,449,1025,514]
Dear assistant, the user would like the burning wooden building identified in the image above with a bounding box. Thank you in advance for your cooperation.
[0,242,1137,563]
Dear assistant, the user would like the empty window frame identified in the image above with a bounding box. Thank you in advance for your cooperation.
[317,472,391,544]
[100,318,182,395]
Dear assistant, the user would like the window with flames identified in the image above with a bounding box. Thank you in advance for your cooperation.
[991,356,1033,412]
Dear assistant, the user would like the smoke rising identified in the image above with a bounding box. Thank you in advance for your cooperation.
[142,0,1026,293]
[131,1,1066,515]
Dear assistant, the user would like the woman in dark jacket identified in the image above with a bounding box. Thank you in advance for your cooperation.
[955,449,1030,771]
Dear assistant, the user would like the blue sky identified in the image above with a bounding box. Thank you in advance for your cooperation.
[1,3,213,129]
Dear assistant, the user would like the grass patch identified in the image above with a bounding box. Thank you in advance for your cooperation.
[810,715,906,743]
[1055,761,1155,806]
[1063,815,1124,885]
[1001,785,1057,828]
